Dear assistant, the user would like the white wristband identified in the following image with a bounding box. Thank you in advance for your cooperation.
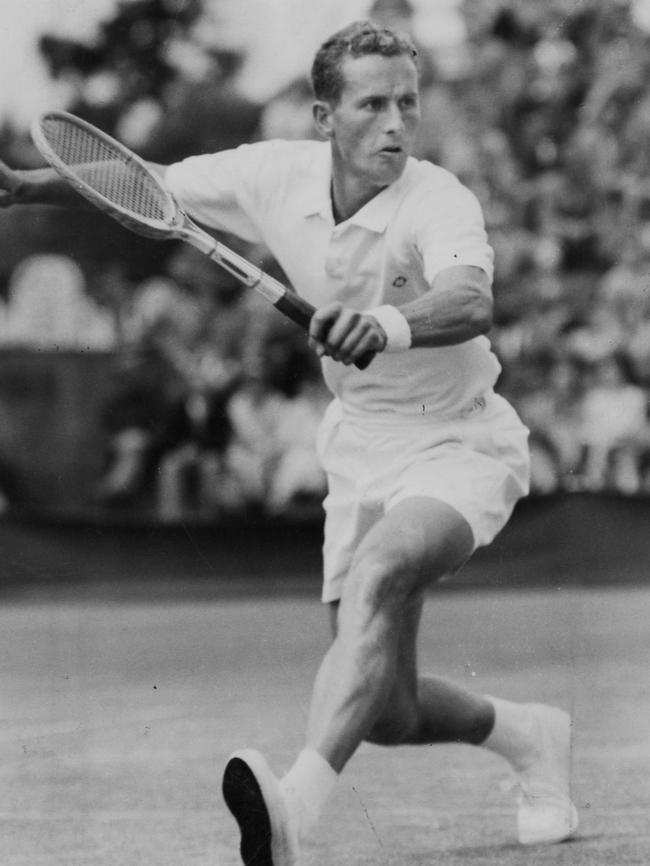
[368,305,412,352]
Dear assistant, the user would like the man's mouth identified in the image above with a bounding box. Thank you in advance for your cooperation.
[380,145,403,155]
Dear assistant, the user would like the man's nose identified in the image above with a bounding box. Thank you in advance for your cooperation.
[384,102,405,133]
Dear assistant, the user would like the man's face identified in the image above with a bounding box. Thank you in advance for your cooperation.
[315,53,420,191]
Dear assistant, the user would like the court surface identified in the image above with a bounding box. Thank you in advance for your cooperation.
[1,581,649,865]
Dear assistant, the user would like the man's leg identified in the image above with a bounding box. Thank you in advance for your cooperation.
[323,597,579,847]
[482,696,579,844]
[280,493,577,848]
[303,497,474,772]
[325,598,495,749]
[223,496,577,862]
[223,496,470,865]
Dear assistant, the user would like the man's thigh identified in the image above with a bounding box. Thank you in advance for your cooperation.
[320,397,529,603]
[339,495,475,605]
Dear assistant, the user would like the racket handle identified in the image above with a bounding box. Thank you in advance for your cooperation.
[274,291,374,370]
[274,289,316,331]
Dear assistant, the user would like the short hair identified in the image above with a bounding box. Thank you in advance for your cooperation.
[311,20,418,104]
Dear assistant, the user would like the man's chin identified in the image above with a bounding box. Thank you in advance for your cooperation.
[372,154,408,184]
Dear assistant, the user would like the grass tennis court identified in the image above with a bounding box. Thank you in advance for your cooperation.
[1,579,649,865]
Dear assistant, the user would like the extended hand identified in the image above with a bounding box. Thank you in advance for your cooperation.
[0,160,24,208]
[309,302,387,366]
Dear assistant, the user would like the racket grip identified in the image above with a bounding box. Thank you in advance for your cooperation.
[274,291,374,370]
[274,290,316,331]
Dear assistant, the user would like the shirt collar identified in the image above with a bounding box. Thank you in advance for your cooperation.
[297,143,410,233]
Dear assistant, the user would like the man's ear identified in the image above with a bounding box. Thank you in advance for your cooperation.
[313,100,334,139]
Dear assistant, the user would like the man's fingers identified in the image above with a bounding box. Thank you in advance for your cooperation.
[338,331,380,365]
[308,302,344,354]
[326,316,368,361]
[310,307,361,360]
[322,311,362,356]
[309,303,342,341]
[0,160,22,207]
[309,305,387,365]
[338,319,387,364]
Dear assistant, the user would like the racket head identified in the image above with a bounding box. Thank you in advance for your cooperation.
[31,111,179,240]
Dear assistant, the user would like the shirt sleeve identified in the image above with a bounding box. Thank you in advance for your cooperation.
[414,181,494,286]
[164,143,269,243]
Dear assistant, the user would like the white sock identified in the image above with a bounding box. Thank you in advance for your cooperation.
[482,696,537,771]
[280,747,338,839]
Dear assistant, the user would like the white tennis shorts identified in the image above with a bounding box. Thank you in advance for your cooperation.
[316,391,530,602]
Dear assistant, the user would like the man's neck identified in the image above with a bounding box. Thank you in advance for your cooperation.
[330,171,386,225]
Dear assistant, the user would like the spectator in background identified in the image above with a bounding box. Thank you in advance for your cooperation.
[578,352,648,493]
[96,241,324,519]
[266,375,330,516]
[2,254,115,350]
[598,222,650,334]
[97,247,247,512]
[626,267,650,386]
[3,0,650,514]
[544,355,592,490]
[154,246,327,520]
[491,236,570,374]
[514,354,589,493]
[563,301,626,365]
[225,326,328,518]
[95,273,192,508]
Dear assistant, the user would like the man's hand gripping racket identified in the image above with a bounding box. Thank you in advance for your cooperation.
[30,111,375,369]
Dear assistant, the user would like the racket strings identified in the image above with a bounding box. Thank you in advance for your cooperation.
[40,117,169,224]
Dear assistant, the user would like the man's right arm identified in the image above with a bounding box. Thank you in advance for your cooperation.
[0,159,171,210]
[0,160,92,208]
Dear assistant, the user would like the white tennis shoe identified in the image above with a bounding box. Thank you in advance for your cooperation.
[222,749,301,866]
[514,704,579,845]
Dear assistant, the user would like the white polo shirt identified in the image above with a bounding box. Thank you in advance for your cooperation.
[165,139,500,419]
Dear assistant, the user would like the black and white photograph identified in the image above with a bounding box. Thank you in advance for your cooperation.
[1,1,649,864]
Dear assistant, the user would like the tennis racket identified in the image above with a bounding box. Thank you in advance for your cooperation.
[30,111,374,369]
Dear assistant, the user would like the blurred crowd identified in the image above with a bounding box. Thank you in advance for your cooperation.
[0,246,330,520]
[2,0,650,518]
[453,0,650,497]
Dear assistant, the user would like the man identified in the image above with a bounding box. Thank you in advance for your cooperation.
[0,20,578,866]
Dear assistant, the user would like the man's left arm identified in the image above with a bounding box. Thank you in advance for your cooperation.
[393,264,493,347]
[308,265,492,365]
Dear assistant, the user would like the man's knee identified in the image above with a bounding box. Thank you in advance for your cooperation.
[346,546,414,620]
[345,508,472,617]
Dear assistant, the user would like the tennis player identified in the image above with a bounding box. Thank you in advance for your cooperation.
[0,20,578,865]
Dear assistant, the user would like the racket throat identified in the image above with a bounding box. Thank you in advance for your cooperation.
[188,236,283,305]
[183,232,259,288]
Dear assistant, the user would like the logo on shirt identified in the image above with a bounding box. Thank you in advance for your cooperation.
[392,275,407,288]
